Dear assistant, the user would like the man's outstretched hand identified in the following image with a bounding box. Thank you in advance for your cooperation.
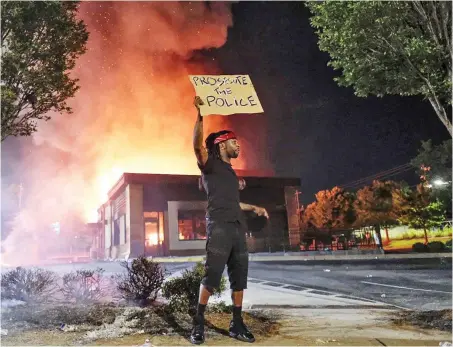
[194,96,204,110]
[253,206,269,219]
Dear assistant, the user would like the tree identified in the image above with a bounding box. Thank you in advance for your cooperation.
[302,186,356,230]
[410,139,452,216]
[398,184,446,244]
[306,1,452,136]
[1,1,89,141]
[354,180,402,246]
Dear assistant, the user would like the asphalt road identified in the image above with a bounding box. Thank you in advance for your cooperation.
[7,257,451,310]
[246,258,452,310]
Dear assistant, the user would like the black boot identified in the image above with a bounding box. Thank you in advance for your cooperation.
[190,315,205,345]
[229,318,255,343]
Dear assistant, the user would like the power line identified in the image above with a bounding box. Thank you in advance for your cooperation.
[343,166,414,190]
[341,164,412,189]
[338,163,413,190]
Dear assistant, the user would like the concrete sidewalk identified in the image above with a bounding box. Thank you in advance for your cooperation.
[151,252,451,263]
[273,307,452,345]
[164,269,391,309]
[210,278,390,309]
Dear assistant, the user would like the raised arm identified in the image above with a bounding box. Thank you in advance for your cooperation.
[193,96,208,167]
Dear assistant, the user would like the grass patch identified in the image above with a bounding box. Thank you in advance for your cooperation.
[390,227,452,241]
[384,236,452,250]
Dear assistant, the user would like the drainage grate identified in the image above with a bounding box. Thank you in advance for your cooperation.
[248,279,264,283]
[284,285,307,291]
[262,282,284,287]
[307,289,335,296]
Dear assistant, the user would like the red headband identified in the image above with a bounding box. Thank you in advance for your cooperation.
[214,132,237,144]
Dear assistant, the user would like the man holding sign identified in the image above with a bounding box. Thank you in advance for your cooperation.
[190,95,268,345]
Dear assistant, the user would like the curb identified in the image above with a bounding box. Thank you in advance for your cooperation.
[149,252,452,263]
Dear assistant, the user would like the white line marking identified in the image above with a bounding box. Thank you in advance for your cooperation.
[361,281,451,294]
[248,277,384,304]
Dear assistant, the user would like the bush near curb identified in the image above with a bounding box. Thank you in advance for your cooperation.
[115,256,165,305]
[61,268,105,303]
[1,267,59,303]
[412,242,428,253]
[427,241,446,253]
[445,239,452,250]
[162,262,227,314]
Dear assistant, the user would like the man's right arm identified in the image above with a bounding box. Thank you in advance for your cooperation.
[193,96,208,167]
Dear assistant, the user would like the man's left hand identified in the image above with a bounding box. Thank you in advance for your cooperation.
[253,206,269,219]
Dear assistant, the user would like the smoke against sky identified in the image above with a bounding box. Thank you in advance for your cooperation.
[2,1,271,265]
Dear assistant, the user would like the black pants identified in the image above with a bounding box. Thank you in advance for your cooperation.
[202,220,249,291]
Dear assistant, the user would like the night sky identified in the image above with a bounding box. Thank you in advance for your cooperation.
[204,2,450,204]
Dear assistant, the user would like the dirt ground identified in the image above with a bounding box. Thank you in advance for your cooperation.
[1,305,452,346]
[1,304,278,346]
[392,309,452,331]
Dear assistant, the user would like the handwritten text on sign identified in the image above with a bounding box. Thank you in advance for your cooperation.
[189,75,264,116]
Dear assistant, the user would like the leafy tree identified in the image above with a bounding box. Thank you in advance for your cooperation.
[1,1,89,141]
[398,184,446,244]
[354,180,403,246]
[411,139,452,215]
[302,186,356,230]
[306,1,452,136]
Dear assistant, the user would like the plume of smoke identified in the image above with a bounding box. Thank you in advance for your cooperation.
[2,2,269,265]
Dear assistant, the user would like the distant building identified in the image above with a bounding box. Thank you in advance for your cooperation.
[94,172,301,260]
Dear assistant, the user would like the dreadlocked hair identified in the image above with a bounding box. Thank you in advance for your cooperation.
[205,130,232,159]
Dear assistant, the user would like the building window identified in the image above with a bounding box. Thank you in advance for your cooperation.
[178,211,206,240]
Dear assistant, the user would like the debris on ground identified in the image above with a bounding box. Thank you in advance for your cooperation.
[1,329,8,336]
[393,309,452,332]
[1,302,277,345]
[381,294,386,298]
[323,269,330,272]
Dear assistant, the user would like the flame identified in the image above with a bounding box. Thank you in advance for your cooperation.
[2,2,270,265]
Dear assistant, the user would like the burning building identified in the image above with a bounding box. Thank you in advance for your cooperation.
[95,172,301,259]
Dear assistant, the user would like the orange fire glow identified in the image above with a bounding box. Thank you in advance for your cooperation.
[3,2,270,265]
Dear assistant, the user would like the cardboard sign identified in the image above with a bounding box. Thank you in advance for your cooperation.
[189,75,264,116]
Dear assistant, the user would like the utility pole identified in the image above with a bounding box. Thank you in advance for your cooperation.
[295,190,302,226]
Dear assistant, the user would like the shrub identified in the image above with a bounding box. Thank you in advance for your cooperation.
[427,241,446,253]
[61,268,105,303]
[162,262,227,314]
[1,267,58,303]
[412,242,428,253]
[115,256,165,305]
[446,239,452,249]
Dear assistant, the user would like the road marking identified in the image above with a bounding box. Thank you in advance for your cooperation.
[248,277,384,304]
[361,281,451,294]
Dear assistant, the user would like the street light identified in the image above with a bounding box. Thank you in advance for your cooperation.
[433,179,451,187]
